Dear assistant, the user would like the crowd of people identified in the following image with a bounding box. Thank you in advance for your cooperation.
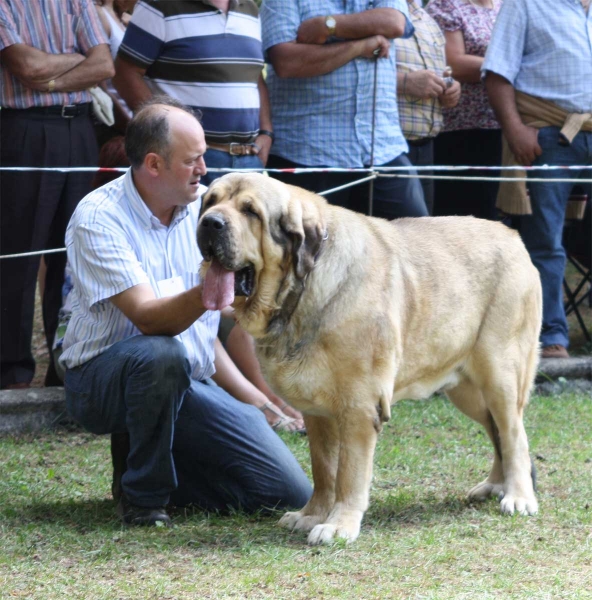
[0,0,590,526]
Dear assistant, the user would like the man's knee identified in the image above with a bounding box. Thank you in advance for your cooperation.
[129,336,191,383]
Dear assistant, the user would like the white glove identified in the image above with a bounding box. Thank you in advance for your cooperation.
[89,86,115,127]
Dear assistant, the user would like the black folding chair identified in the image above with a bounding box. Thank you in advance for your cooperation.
[563,194,591,342]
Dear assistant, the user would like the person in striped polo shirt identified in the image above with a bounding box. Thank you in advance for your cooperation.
[112,0,274,185]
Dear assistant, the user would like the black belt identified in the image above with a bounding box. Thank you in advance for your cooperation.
[407,137,434,148]
[2,103,92,118]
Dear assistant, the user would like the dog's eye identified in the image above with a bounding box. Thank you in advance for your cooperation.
[242,205,260,220]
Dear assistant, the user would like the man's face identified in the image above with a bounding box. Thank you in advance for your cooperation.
[160,118,208,207]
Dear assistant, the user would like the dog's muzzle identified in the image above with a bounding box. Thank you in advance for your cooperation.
[197,212,228,262]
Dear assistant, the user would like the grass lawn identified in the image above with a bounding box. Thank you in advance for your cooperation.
[1,392,590,599]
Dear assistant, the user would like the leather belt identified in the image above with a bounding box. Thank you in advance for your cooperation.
[207,141,260,156]
[2,103,92,118]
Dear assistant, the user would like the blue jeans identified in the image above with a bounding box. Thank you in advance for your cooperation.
[65,335,312,511]
[520,127,592,348]
[201,149,264,187]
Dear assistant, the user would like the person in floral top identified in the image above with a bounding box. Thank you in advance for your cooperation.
[427,0,502,219]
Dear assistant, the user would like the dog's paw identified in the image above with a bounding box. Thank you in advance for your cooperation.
[468,480,504,501]
[500,494,538,516]
[278,511,325,532]
[307,522,361,546]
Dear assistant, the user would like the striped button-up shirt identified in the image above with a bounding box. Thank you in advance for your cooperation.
[395,0,446,140]
[0,0,107,109]
[118,0,264,144]
[60,170,220,381]
[482,0,592,113]
[261,0,413,168]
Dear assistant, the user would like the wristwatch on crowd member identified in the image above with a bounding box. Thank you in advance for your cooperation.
[325,15,336,36]
[258,129,275,143]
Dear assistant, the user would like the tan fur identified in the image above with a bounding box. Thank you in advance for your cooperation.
[199,173,542,545]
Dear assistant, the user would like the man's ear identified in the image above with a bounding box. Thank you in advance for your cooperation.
[143,152,163,177]
[280,195,324,280]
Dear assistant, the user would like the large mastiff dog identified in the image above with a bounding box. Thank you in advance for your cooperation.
[197,173,541,545]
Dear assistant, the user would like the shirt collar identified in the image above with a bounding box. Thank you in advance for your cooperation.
[123,168,190,231]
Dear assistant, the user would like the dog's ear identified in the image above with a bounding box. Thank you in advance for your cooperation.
[280,196,324,280]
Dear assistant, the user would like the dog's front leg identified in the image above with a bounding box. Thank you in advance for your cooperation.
[279,414,339,533]
[307,407,379,545]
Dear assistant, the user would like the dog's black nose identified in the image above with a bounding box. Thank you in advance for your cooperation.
[197,212,227,259]
[200,213,227,231]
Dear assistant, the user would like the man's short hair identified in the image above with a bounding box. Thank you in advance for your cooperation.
[125,96,202,169]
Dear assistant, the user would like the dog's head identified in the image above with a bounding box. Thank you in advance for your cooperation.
[197,173,326,335]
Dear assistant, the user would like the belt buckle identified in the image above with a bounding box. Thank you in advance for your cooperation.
[61,104,77,118]
[229,142,244,156]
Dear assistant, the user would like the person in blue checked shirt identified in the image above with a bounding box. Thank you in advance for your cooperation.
[482,0,592,360]
[261,0,428,220]
[60,96,311,527]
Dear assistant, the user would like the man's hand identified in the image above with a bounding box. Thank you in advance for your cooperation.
[297,16,331,44]
[358,35,390,59]
[439,79,461,108]
[254,134,272,166]
[506,124,543,166]
[403,70,446,99]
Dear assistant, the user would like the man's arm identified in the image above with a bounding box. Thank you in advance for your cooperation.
[112,56,153,113]
[4,43,114,92]
[297,8,406,44]
[269,35,390,78]
[485,72,542,165]
[0,44,85,87]
[110,283,209,337]
[255,74,273,165]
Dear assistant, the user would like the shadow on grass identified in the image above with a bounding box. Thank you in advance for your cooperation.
[366,491,493,530]
[0,497,309,549]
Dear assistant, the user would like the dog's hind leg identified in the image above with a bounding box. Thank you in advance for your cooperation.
[481,376,538,516]
[279,414,339,533]
[446,377,504,501]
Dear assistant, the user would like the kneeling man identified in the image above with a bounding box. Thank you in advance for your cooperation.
[60,96,311,526]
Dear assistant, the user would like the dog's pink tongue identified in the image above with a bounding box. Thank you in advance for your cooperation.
[203,259,235,311]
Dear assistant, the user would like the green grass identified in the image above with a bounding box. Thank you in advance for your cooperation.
[1,393,591,599]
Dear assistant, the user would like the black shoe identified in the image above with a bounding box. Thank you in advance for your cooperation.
[117,495,172,527]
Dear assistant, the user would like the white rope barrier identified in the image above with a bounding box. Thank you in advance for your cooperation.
[1,164,590,173]
[383,174,590,183]
[1,164,589,260]
[0,248,67,260]
[318,173,378,197]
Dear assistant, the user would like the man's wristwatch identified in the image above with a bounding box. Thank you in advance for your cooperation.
[325,15,337,36]
[258,129,275,142]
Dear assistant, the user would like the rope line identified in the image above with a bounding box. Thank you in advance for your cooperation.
[1,164,590,173]
[1,164,589,260]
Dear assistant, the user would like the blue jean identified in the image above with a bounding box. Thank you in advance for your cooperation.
[201,149,264,187]
[65,335,312,511]
[520,127,592,348]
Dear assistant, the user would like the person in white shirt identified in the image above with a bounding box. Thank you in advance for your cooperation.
[61,96,311,527]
